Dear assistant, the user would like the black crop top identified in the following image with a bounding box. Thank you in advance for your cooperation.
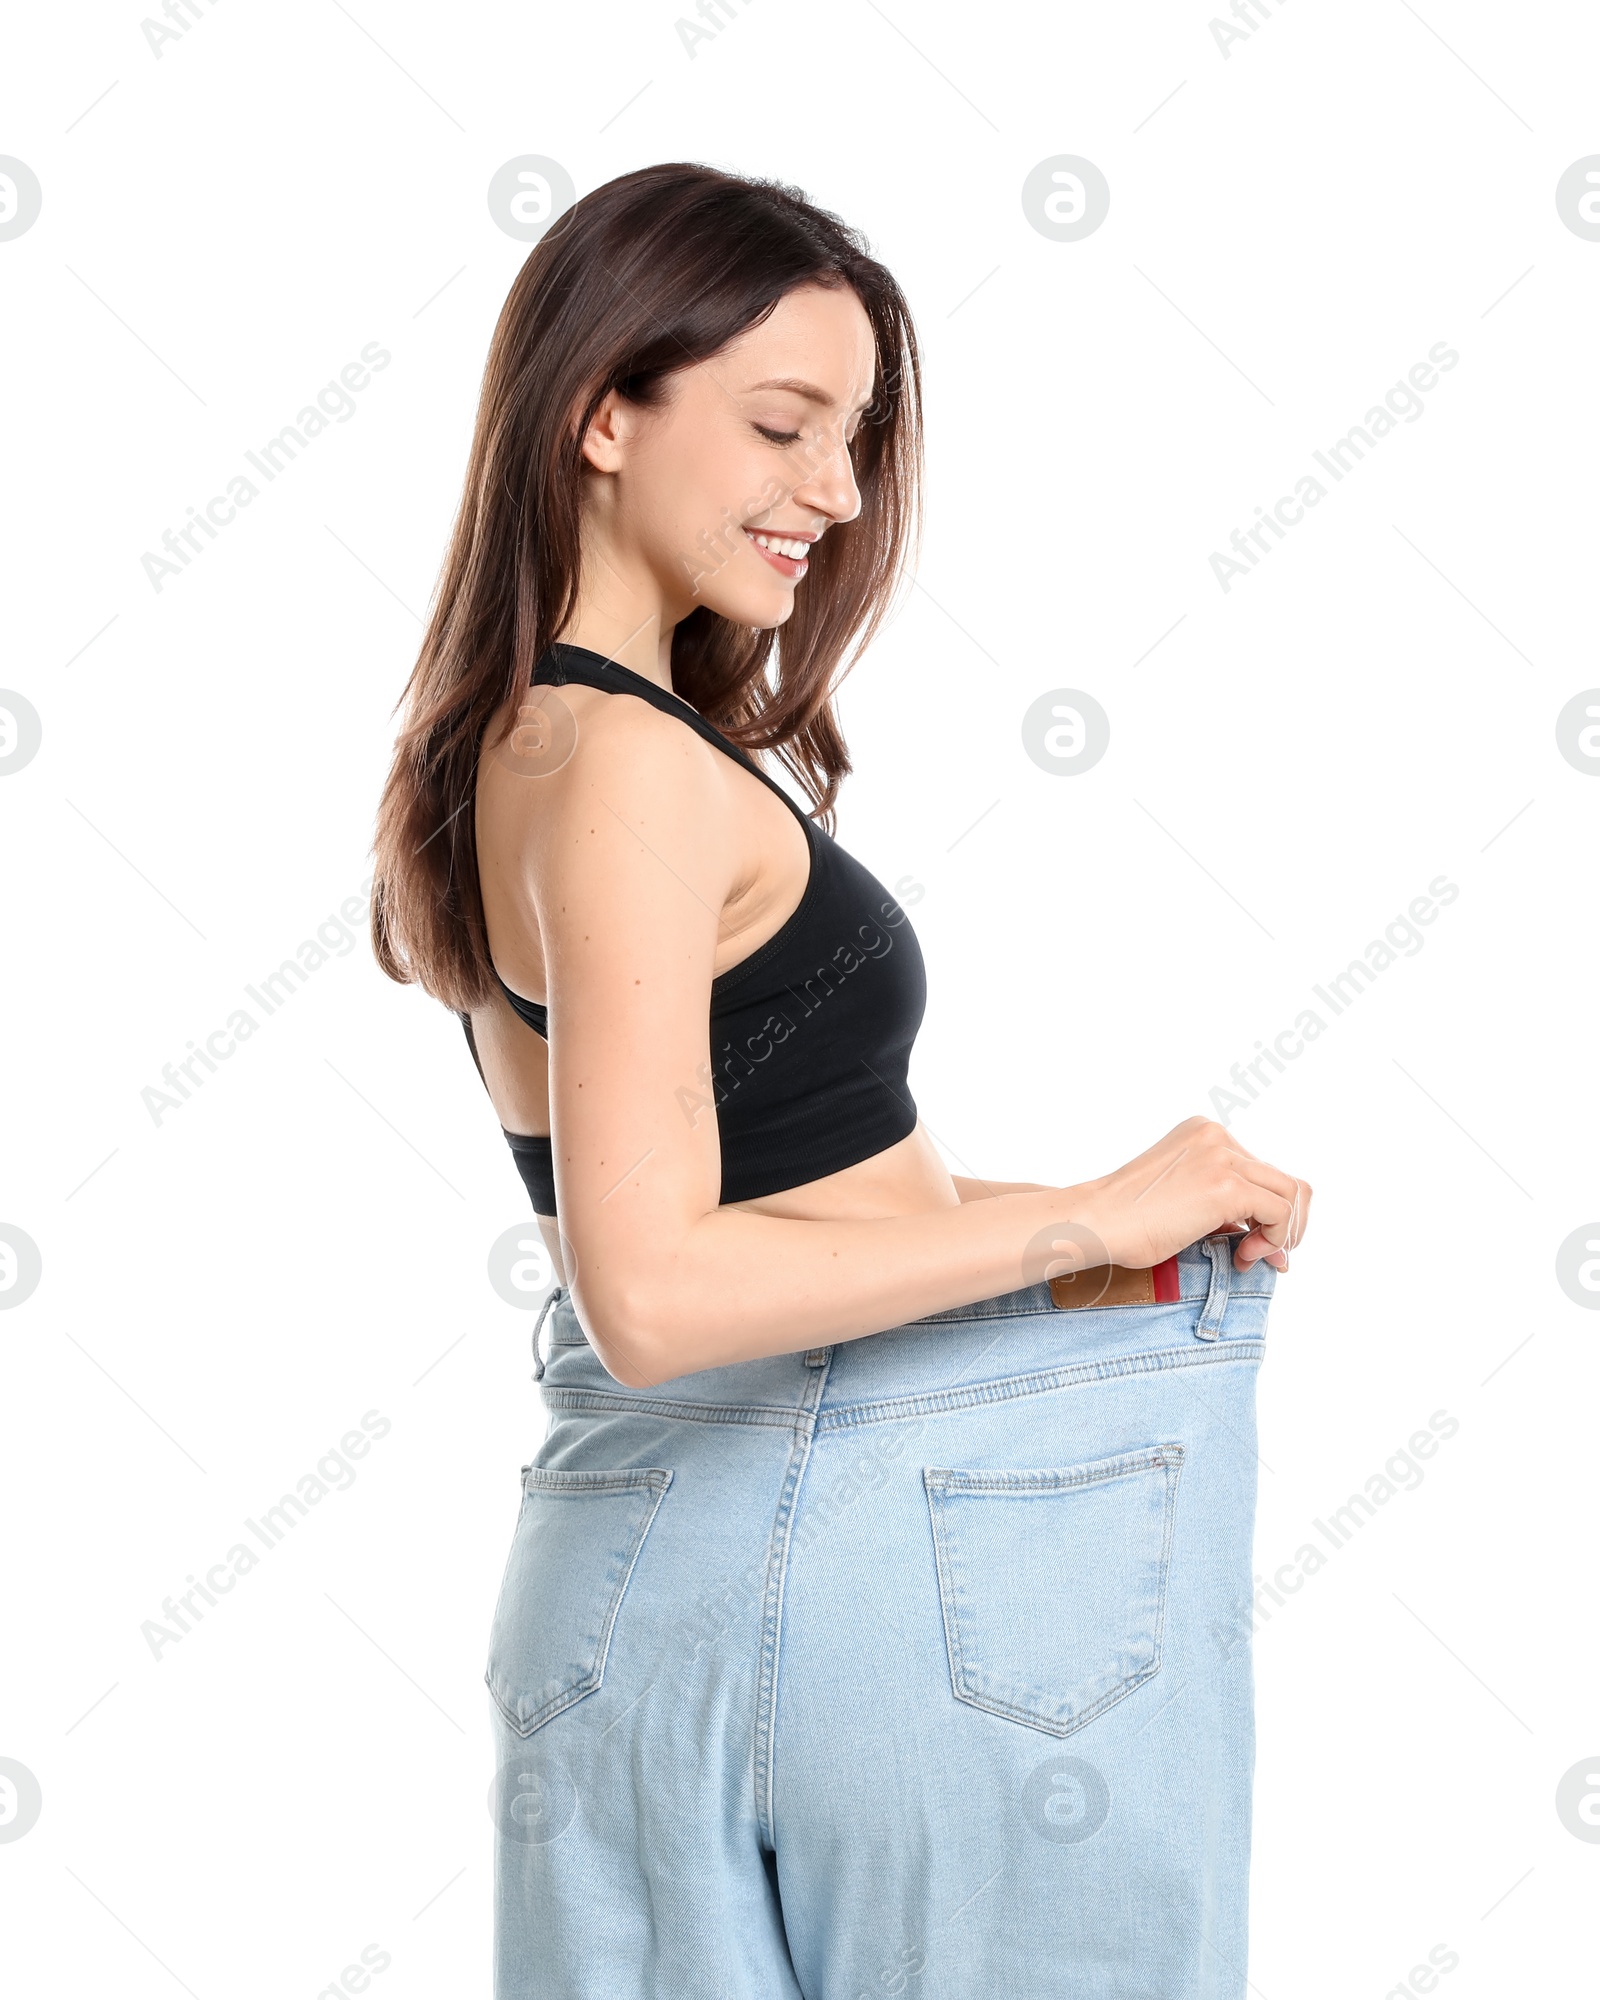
[463,643,927,1218]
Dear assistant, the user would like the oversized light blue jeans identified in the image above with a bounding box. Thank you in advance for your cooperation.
[486,1234,1275,1998]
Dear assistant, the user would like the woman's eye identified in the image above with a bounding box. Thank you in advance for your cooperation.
[753,424,803,445]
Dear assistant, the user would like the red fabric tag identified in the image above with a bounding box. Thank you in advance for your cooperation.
[1152,1255,1181,1303]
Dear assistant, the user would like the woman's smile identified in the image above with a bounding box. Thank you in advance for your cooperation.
[744,525,815,577]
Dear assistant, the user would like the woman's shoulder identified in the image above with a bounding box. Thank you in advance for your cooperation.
[479,677,741,875]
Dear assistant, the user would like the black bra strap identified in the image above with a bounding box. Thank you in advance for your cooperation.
[493,644,813,1032]
[458,1009,487,1082]
[531,644,810,828]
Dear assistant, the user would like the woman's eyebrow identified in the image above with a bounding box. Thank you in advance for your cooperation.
[744,375,875,413]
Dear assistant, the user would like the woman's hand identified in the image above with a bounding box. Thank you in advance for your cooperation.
[1081,1117,1310,1274]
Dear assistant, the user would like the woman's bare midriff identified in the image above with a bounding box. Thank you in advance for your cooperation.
[467,988,962,1285]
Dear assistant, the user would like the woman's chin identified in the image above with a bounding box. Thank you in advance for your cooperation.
[700,584,795,631]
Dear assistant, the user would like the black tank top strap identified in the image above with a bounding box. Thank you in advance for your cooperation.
[532,643,811,830]
[492,644,813,1038]
[493,976,547,1034]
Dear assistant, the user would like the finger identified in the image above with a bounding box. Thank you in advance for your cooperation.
[1232,1227,1289,1270]
[1223,1159,1309,1249]
[1224,1152,1312,1224]
[1255,1169,1310,1251]
[1220,1186,1298,1255]
[1278,1177,1309,1249]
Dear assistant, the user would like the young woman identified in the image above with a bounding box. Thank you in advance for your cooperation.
[372,163,1309,2000]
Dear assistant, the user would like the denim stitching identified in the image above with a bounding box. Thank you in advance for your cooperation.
[1195,1236,1232,1342]
[922,1448,1184,1739]
[753,1350,832,1849]
[908,1266,1273,1327]
[538,1340,1264,1430]
[539,1390,813,1430]
[817,1341,1265,1434]
[483,1469,674,1738]
[907,1291,1272,1328]
[521,1467,672,1495]
[924,1447,1183,1495]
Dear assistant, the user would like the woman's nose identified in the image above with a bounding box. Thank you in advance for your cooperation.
[791,428,862,526]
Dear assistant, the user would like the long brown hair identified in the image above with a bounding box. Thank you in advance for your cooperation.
[370,161,924,1012]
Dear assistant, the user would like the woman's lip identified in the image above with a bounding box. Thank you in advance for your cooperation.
[744,527,810,578]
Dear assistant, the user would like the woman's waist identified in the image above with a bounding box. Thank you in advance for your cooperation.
[721,1121,957,1220]
[537,1236,1273,1424]
[508,1121,958,1275]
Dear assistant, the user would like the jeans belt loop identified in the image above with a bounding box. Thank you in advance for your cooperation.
[530,1286,562,1381]
[1196,1235,1231,1342]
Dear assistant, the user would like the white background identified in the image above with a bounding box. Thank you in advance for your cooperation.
[2,1,1597,1994]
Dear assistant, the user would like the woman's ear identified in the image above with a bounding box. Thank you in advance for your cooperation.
[576,389,629,474]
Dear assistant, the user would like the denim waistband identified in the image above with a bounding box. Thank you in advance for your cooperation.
[533,1234,1273,1430]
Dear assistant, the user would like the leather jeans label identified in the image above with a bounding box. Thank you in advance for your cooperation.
[1049,1263,1157,1311]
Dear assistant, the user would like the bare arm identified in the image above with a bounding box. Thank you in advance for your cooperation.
[950,1176,1053,1201]
[528,705,1310,1388]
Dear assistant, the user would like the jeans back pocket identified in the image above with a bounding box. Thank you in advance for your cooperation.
[486,1466,672,1737]
[923,1444,1183,1738]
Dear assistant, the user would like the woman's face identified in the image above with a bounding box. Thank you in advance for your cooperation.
[578,281,877,631]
